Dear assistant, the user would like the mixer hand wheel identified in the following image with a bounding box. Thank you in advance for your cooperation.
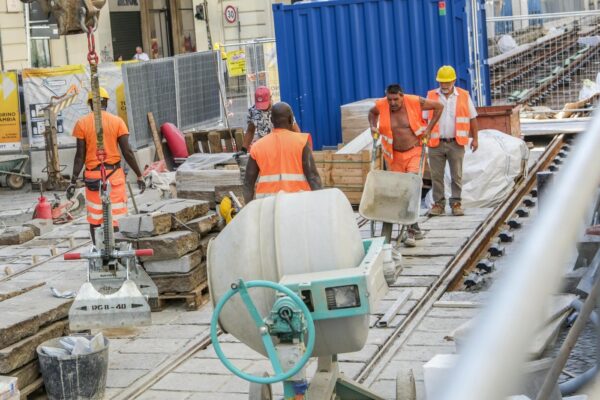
[210,279,315,385]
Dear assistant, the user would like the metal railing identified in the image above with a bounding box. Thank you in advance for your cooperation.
[487,11,600,112]
[439,113,600,399]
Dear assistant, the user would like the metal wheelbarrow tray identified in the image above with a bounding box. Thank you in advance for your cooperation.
[359,169,422,226]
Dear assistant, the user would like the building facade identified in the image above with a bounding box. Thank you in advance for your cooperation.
[0,0,291,71]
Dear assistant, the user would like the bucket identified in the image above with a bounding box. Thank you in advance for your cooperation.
[36,336,109,400]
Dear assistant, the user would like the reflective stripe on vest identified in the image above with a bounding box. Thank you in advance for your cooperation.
[426,88,471,148]
[251,129,312,197]
[375,95,427,165]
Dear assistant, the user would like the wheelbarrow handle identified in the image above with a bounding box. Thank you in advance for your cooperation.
[417,143,427,178]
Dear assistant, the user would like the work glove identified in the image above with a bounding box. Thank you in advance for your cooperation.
[137,178,146,194]
[66,183,76,200]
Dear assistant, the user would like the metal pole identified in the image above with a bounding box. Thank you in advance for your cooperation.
[0,29,5,71]
[439,111,600,400]
[487,9,600,22]
[24,2,31,68]
[535,268,600,400]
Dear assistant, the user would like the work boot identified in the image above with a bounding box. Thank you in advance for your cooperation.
[428,203,445,217]
[410,224,424,240]
[451,202,465,216]
[404,229,417,247]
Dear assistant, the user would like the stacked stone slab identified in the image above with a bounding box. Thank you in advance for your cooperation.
[175,153,244,208]
[120,199,222,300]
[0,286,71,394]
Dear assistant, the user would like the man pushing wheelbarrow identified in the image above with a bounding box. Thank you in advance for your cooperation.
[360,84,443,246]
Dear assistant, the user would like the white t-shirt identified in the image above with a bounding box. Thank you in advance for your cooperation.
[134,52,150,61]
[432,88,478,139]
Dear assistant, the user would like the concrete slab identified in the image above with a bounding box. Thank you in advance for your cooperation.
[106,368,149,388]
[152,373,229,392]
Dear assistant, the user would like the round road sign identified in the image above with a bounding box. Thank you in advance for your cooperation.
[224,5,237,24]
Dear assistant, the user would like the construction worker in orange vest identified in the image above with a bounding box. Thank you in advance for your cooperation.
[426,66,479,217]
[66,87,145,241]
[243,102,322,203]
[368,83,443,247]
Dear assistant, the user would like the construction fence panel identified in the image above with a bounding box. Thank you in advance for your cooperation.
[123,51,222,149]
[487,10,600,113]
[220,40,280,130]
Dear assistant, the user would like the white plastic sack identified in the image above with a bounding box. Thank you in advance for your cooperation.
[497,35,518,53]
[578,79,599,101]
[578,36,600,47]
[425,130,529,209]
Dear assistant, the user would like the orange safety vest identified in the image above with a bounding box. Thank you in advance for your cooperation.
[375,95,427,165]
[84,167,128,226]
[250,128,311,198]
[426,87,471,147]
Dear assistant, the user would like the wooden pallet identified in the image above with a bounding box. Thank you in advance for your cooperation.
[184,129,244,154]
[313,149,381,205]
[156,280,209,311]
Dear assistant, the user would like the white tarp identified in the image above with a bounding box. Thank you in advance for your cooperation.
[425,129,529,209]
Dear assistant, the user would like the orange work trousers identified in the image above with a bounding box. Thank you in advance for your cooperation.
[387,146,422,173]
[84,167,128,226]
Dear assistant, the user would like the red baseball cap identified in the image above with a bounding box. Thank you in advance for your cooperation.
[255,86,271,111]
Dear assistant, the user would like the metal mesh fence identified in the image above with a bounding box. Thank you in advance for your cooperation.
[123,51,222,148]
[487,11,600,112]
[220,40,280,129]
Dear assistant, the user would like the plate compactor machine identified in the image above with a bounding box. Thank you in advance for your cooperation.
[208,189,412,400]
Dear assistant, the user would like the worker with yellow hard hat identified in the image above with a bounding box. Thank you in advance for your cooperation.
[67,87,145,241]
[425,65,479,217]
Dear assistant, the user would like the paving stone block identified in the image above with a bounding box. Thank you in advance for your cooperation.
[152,372,229,392]
[151,263,207,294]
[199,233,219,256]
[185,213,220,236]
[117,339,188,354]
[119,212,172,238]
[338,344,379,363]
[137,390,195,400]
[136,231,200,262]
[106,368,148,388]
[144,249,202,274]
[139,199,210,228]
[0,226,35,245]
[10,359,40,390]
[0,287,71,349]
[23,219,54,237]
[174,357,252,375]
[137,324,207,340]
[108,353,169,370]
[0,320,68,373]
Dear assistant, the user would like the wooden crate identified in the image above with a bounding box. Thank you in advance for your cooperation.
[313,149,381,205]
[184,128,244,154]
[476,105,522,138]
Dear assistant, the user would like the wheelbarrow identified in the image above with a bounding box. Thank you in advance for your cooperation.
[359,136,426,244]
[0,154,30,190]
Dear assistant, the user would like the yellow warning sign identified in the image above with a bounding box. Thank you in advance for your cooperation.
[226,49,246,77]
[0,72,22,151]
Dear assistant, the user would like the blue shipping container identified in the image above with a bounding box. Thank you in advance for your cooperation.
[273,0,490,149]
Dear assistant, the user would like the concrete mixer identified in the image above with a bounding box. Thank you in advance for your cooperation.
[208,189,393,399]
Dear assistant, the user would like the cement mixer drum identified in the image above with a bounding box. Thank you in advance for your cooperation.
[207,189,370,357]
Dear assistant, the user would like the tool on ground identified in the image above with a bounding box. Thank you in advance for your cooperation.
[219,191,243,224]
[360,140,427,244]
[50,191,85,224]
[63,14,156,330]
[209,190,398,399]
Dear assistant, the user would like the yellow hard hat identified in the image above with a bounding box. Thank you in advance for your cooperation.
[219,196,236,224]
[436,65,457,83]
[88,87,110,101]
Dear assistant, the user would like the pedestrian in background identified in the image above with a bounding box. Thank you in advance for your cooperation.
[426,65,479,217]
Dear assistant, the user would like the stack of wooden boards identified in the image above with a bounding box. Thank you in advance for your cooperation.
[183,128,244,155]
[175,153,244,208]
[313,149,382,205]
[119,199,222,310]
[0,286,71,398]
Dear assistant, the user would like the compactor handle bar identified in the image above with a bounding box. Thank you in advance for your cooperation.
[64,249,154,260]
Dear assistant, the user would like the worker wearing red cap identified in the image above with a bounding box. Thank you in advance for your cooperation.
[242,86,302,151]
